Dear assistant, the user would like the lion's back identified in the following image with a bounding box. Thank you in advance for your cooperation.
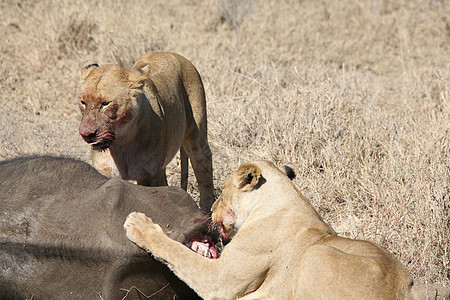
[133,52,205,96]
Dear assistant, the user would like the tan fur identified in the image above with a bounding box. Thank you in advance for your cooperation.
[78,52,214,210]
[124,161,450,300]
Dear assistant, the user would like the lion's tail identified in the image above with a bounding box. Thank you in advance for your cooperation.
[406,280,450,300]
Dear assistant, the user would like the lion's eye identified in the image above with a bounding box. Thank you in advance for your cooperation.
[101,101,110,108]
[80,100,86,106]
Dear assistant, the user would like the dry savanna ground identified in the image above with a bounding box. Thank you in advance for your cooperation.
[1,0,449,288]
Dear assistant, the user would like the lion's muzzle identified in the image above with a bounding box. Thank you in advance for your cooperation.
[79,128,97,144]
[79,116,116,151]
[79,127,115,151]
[184,230,222,259]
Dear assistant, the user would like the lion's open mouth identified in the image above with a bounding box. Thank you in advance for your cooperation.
[83,131,115,151]
[90,141,112,151]
[188,240,218,259]
[184,233,223,259]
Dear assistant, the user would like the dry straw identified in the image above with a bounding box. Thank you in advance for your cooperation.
[1,0,448,286]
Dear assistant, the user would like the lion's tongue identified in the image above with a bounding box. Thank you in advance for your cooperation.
[190,240,218,259]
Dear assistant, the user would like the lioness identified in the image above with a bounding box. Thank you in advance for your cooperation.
[78,52,214,210]
[124,161,450,299]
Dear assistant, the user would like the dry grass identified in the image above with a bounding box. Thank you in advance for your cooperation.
[1,0,448,287]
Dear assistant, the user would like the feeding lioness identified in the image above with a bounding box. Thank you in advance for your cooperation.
[124,161,450,299]
[78,52,214,210]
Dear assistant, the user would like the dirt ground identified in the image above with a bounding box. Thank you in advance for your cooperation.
[1,0,448,287]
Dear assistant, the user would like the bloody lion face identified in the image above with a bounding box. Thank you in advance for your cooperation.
[78,64,143,150]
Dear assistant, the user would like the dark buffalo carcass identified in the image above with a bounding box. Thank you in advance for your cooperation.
[0,156,216,299]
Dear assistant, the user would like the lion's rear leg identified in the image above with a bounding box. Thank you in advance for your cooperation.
[180,146,188,191]
[182,137,214,211]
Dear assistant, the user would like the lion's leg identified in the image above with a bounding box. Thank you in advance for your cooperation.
[296,244,411,299]
[91,148,120,178]
[124,212,216,297]
[180,146,188,191]
[124,212,268,299]
[181,65,215,211]
[182,139,214,211]
[137,168,168,187]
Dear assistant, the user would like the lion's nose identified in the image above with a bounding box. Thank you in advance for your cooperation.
[79,129,98,144]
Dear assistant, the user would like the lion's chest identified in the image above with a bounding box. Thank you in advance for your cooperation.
[104,145,168,184]
[91,149,121,178]
[91,148,143,180]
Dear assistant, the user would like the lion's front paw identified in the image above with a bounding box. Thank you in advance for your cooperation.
[124,212,163,251]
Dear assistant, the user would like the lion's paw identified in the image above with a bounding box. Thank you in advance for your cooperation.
[124,212,163,250]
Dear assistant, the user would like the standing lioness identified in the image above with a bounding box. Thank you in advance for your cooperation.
[124,161,449,299]
[78,52,214,210]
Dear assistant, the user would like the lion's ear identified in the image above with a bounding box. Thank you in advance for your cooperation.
[128,65,151,90]
[233,163,261,191]
[79,63,99,81]
[283,166,296,180]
